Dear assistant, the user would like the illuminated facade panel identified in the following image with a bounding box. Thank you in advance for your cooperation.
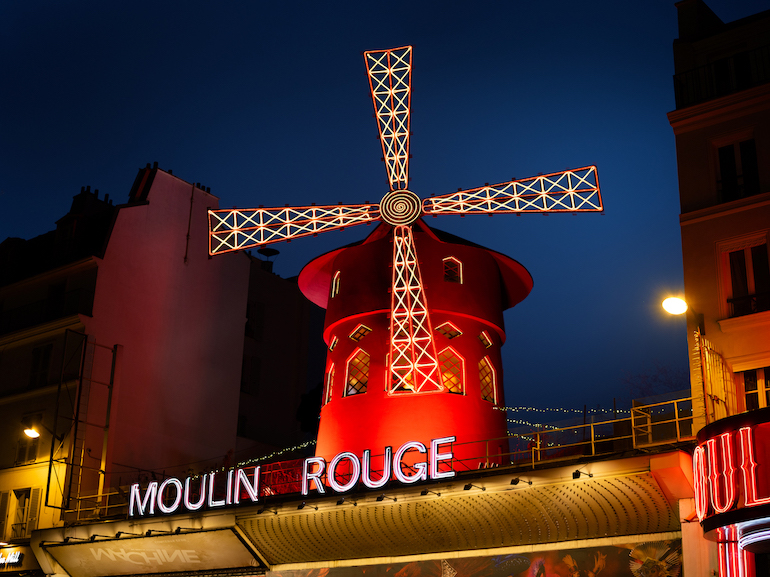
[346,350,370,396]
[479,357,496,404]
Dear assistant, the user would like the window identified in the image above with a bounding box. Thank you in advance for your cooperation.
[10,488,40,540]
[29,344,52,389]
[478,331,493,349]
[331,271,341,298]
[439,347,464,394]
[478,357,496,404]
[346,350,370,396]
[741,368,770,411]
[718,139,760,203]
[323,364,335,405]
[443,257,462,283]
[329,335,338,351]
[436,321,462,339]
[349,324,372,341]
[16,416,40,466]
[727,243,770,317]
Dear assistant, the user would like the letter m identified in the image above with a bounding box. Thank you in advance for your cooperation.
[129,482,158,517]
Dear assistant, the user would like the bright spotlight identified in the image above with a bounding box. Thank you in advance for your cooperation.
[662,297,688,315]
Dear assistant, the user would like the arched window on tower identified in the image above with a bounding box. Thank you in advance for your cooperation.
[478,356,496,404]
[346,349,370,396]
[439,347,464,394]
[331,270,341,298]
[323,364,335,405]
[443,257,463,283]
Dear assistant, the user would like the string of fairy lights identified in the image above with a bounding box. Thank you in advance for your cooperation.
[228,406,633,468]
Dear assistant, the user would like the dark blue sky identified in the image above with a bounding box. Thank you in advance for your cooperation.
[2,1,766,411]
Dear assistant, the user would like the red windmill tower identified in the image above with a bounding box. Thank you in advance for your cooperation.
[209,46,602,478]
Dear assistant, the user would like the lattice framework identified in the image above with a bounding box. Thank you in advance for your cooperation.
[209,204,379,255]
[364,46,412,191]
[389,225,442,394]
[424,167,601,216]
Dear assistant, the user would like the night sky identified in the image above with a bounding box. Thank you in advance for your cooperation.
[2,1,767,413]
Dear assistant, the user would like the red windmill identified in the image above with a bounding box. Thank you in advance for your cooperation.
[209,46,602,476]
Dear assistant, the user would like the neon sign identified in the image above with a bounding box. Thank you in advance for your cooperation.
[129,466,261,517]
[302,436,456,495]
[693,424,770,522]
[129,436,456,518]
[0,550,22,566]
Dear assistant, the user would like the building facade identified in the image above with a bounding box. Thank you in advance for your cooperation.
[0,165,321,572]
[668,0,770,573]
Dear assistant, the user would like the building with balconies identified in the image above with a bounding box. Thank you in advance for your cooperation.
[668,1,770,573]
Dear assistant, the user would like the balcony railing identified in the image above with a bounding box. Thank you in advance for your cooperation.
[728,292,770,318]
[673,44,770,109]
[62,396,695,520]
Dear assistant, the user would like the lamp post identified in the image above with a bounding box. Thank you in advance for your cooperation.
[662,297,705,335]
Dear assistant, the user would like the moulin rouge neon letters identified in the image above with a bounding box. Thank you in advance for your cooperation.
[129,466,260,517]
[129,436,457,517]
[693,425,770,522]
[302,436,456,495]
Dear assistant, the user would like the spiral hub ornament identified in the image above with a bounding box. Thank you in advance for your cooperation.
[379,189,422,226]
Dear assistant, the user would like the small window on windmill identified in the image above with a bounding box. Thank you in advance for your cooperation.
[479,357,496,404]
[436,321,462,339]
[346,350,370,396]
[349,324,372,342]
[478,331,493,348]
[331,271,341,298]
[324,364,335,405]
[329,335,339,351]
[439,347,464,394]
[443,257,462,284]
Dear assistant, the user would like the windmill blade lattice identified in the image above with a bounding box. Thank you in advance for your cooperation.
[207,45,603,398]
[364,46,412,191]
[424,166,601,215]
[208,203,379,255]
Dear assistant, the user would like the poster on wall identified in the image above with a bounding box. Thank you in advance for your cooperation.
[267,540,681,577]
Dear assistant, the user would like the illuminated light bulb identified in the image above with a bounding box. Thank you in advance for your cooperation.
[662,297,688,315]
[24,428,40,439]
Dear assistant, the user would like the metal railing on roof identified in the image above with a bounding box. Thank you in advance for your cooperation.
[61,395,695,521]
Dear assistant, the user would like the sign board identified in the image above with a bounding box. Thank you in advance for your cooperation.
[44,528,259,577]
[693,412,770,532]
[0,546,39,573]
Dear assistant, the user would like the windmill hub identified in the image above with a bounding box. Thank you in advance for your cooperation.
[379,189,422,226]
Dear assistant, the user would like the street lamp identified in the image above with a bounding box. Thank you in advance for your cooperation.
[662,297,705,335]
[21,417,63,441]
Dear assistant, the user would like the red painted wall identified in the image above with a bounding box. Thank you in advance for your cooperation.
[299,220,532,470]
